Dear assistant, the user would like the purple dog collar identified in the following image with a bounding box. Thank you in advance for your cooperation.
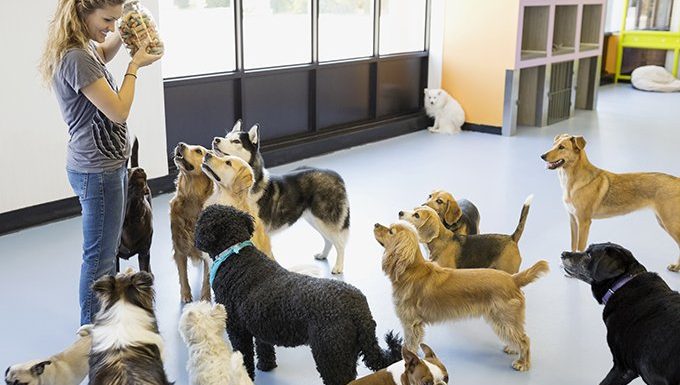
[601,274,638,305]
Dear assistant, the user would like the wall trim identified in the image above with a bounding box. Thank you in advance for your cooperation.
[462,122,502,135]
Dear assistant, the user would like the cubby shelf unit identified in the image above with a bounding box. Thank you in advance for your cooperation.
[441,0,605,136]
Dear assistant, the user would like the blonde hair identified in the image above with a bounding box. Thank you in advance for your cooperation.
[39,0,126,86]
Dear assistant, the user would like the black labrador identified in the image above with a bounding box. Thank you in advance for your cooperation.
[562,242,680,385]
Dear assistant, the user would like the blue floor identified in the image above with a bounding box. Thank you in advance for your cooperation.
[2,84,679,385]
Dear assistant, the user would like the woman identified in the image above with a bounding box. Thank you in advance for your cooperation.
[39,0,162,324]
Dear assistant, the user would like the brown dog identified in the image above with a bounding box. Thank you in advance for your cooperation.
[399,204,525,273]
[348,344,449,385]
[374,221,549,371]
[424,190,480,235]
[170,143,214,303]
[541,134,680,271]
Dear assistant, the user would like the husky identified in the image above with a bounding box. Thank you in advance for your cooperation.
[212,120,350,274]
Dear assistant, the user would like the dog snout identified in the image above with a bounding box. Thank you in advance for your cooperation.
[398,211,404,218]
[540,153,550,161]
[374,223,381,228]
[213,137,221,145]
[204,152,213,160]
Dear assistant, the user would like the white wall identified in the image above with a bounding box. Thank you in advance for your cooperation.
[427,0,445,88]
[0,0,168,214]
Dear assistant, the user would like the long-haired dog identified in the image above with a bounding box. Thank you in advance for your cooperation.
[541,134,680,271]
[374,221,549,371]
[194,205,402,385]
[424,88,465,134]
[423,190,480,235]
[178,301,253,385]
[117,138,153,273]
[89,268,172,385]
[170,142,214,303]
[348,343,449,385]
[212,120,350,274]
[400,195,533,273]
[201,151,273,259]
[5,325,92,385]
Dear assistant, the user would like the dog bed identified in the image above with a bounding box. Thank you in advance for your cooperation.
[631,65,680,92]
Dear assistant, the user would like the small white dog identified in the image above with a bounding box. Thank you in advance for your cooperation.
[4,324,92,385]
[179,301,254,385]
[424,88,465,134]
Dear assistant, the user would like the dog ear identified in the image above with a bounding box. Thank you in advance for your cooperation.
[420,343,436,358]
[417,212,441,243]
[234,164,254,191]
[383,227,418,281]
[248,124,260,146]
[402,347,420,372]
[30,361,51,376]
[443,200,462,227]
[211,303,227,323]
[423,88,429,94]
[92,275,116,298]
[229,119,242,133]
[132,271,154,290]
[571,135,586,151]
[589,253,626,283]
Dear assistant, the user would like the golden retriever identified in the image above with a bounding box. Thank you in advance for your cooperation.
[170,143,214,303]
[374,221,549,371]
[202,151,274,259]
[541,134,680,271]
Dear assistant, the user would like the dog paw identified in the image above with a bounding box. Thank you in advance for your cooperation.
[427,126,439,132]
[314,252,328,261]
[181,291,193,304]
[331,265,343,275]
[200,291,212,302]
[512,359,530,372]
[668,264,680,272]
[256,360,277,372]
[503,346,518,355]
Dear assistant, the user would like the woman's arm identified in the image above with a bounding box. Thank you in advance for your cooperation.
[82,40,162,124]
[95,32,124,63]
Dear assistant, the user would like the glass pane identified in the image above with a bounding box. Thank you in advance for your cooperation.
[243,0,311,69]
[625,0,674,31]
[159,0,235,78]
[319,0,374,61]
[379,0,426,55]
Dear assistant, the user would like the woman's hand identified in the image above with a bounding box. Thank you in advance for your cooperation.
[131,39,163,68]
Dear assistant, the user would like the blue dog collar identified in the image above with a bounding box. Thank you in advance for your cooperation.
[209,240,253,287]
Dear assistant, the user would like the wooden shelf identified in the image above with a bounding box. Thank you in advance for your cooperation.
[580,4,603,47]
[521,6,549,60]
[553,5,578,56]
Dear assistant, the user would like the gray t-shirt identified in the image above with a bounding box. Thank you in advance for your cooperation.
[53,43,130,173]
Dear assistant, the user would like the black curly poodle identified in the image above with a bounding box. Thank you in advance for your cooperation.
[195,204,402,385]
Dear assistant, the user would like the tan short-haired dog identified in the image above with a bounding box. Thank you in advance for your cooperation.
[170,143,214,303]
[374,221,549,371]
[399,205,523,273]
[541,134,680,271]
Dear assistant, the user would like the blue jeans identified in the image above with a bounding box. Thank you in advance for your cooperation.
[67,165,127,325]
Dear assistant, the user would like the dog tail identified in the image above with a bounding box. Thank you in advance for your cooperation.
[130,137,139,168]
[357,317,403,371]
[512,260,549,288]
[511,194,533,243]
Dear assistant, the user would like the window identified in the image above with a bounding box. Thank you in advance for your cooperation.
[243,0,312,69]
[379,0,426,55]
[159,0,236,78]
[319,0,374,61]
[625,0,674,31]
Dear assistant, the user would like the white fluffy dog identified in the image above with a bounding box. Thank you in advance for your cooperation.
[424,88,465,134]
[179,301,253,385]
